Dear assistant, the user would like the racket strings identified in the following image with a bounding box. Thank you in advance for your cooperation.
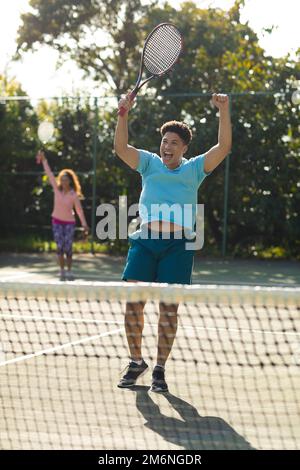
[144,25,182,75]
[144,41,181,74]
[145,29,182,70]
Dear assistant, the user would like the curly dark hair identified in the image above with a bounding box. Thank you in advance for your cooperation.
[160,120,193,145]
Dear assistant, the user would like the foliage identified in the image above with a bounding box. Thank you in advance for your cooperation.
[17,0,157,96]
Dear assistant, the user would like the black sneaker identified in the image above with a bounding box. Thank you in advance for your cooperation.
[118,360,149,388]
[150,366,169,393]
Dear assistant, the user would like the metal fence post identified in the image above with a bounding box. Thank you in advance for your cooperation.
[91,97,98,254]
[221,95,232,257]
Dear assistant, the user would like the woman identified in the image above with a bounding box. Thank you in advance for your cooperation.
[36,150,89,281]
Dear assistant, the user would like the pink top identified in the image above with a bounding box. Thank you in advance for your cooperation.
[42,159,87,227]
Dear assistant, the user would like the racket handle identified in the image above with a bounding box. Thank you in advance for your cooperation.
[118,106,128,117]
[118,90,137,117]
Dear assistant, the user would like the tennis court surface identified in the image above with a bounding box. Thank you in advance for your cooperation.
[0,281,299,450]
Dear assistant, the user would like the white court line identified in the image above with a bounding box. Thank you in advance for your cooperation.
[0,327,124,367]
[0,272,35,282]
[1,312,299,337]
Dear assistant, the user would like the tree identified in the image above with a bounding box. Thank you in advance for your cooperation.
[17,0,157,96]
[0,76,38,235]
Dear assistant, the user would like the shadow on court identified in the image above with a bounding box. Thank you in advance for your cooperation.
[0,253,299,286]
[132,385,255,450]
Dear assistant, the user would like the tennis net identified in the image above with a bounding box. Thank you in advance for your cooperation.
[0,281,299,450]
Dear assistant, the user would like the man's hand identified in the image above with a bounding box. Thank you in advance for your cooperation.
[118,91,135,116]
[114,91,139,169]
[211,93,230,112]
[204,93,232,173]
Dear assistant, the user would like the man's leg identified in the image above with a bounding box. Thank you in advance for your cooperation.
[151,235,194,393]
[125,300,145,361]
[119,235,156,388]
[118,288,148,388]
[157,302,179,367]
[150,302,178,393]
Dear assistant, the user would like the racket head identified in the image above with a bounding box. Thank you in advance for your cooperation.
[142,23,183,77]
[118,23,183,117]
[38,121,54,144]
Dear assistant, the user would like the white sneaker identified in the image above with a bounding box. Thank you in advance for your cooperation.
[66,270,75,281]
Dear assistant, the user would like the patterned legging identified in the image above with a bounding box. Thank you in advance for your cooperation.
[52,223,75,257]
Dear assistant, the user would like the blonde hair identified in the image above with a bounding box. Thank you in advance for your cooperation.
[57,169,84,199]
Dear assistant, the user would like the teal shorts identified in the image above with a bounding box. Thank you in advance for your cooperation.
[122,229,195,285]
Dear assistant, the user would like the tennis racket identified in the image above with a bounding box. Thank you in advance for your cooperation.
[118,23,183,116]
[36,121,54,163]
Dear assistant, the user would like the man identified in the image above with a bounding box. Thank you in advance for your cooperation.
[114,93,231,392]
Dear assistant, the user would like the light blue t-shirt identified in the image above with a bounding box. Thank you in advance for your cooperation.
[136,150,210,231]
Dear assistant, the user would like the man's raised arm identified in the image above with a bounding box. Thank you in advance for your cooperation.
[114,94,139,170]
[204,93,232,173]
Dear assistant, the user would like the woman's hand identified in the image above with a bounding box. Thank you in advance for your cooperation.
[36,150,46,164]
[83,225,89,237]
